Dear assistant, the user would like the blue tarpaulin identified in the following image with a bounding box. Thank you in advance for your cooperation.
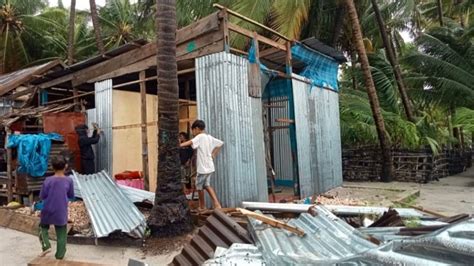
[291,43,340,91]
[7,133,63,177]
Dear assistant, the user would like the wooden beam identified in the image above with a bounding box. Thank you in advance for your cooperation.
[44,91,95,105]
[237,208,305,237]
[275,118,294,124]
[213,4,290,41]
[228,23,286,51]
[5,128,12,203]
[248,31,262,98]
[89,56,155,83]
[260,47,280,58]
[112,68,195,89]
[38,12,221,89]
[139,71,150,192]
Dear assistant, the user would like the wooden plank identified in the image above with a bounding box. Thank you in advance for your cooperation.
[179,40,224,62]
[275,118,294,124]
[5,129,12,202]
[248,31,262,98]
[176,30,224,59]
[260,47,280,58]
[227,23,286,51]
[44,91,95,105]
[177,11,221,45]
[28,257,110,266]
[139,71,150,192]
[237,208,305,237]
[89,56,155,83]
[213,4,290,41]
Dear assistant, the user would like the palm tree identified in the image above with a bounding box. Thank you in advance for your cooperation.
[344,0,394,182]
[0,0,60,73]
[67,0,76,65]
[370,0,415,122]
[89,0,105,55]
[99,0,154,49]
[147,0,193,236]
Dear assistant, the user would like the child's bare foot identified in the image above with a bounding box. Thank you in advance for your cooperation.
[39,248,51,257]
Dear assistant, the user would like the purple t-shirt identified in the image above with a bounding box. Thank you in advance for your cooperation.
[39,176,74,226]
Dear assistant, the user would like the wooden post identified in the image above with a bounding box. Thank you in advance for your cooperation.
[73,86,79,111]
[184,80,191,133]
[248,32,262,98]
[221,9,230,52]
[285,41,300,197]
[139,71,150,191]
[5,127,12,202]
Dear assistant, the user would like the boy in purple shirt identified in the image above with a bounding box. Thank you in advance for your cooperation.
[39,156,74,259]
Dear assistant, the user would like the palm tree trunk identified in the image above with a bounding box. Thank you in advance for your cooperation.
[147,0,193,236]
[67,0,76,65]
[89,0,105,55]
[436,0,444,26]
[331,6,346,47]
[371,0,415,122]
[345,0,394,182]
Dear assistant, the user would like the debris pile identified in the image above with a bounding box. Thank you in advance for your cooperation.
[68,201,91,233]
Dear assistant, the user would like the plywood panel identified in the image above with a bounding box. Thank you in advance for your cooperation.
[112,91,196,192]
[112,90,158,192]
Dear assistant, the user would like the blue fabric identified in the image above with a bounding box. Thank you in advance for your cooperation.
[7,133,63,177]
[291,44,340,91]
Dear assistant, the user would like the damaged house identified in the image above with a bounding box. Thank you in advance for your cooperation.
[0,7,345,208]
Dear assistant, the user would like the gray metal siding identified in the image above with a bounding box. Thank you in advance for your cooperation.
[292,78,342,197]
[266,97,294,182]
[196,52,267,207]
[94,80,113,175]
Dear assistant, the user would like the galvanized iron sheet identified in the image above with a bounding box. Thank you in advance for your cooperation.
[196,52,267,207]
[172,209,253,266]
[292,77,343,197]
[266,97,294,182]
[248,205,377,265]
[94,80,113,175]
[72,171,146,238]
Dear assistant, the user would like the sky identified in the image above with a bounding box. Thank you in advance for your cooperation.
[50,0,106,10]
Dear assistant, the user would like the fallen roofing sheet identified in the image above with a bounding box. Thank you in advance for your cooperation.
[248,205,378,265]
[242,201,425,218]
[203,243,265,266]
[172,209,253,266]
[72,171,146,238]
[345,218,474,265]
[73,176,155,204]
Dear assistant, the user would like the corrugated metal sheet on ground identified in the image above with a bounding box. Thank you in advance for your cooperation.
[343,218,474,265]
[72,171,146,238]
[292,77,342,197]
[196,52,267,207]
[323,205,425,218]
[248,205,377,265]
[172,209,253,266]
[203,243,265,265]
[94,80,113,175]
[73,176,155,204]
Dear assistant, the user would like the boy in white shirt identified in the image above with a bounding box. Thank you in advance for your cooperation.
[180,120,224,210]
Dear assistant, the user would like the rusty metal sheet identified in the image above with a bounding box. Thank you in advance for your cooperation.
[43,112,86,171]
[171,210,253,266]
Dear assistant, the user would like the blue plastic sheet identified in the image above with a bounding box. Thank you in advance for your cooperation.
[7,133,63,177]
[291,44,340,91]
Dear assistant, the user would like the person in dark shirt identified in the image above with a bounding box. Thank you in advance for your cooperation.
[75,123,100,174]
[39,156,74,259]
[179,132,194,190]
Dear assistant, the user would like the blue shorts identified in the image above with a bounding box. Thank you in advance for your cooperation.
[196,173,212,190]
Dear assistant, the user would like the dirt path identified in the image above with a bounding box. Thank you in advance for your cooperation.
[0,227,179,266]
[342,167,474,216]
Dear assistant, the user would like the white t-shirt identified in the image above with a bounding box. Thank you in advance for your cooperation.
[191,133,224,174]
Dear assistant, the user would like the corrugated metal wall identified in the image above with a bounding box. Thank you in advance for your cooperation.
[264,97,293,182]
[196,52,267,207]
[292,78,342,197]
[94,80,113,175]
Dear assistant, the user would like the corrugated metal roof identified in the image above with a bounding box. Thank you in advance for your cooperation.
[248,205,378,265]
[196,52,267,207]
[0,60,64,96]
[300,37,347,63]
[322,205,425,218]
[0,103,76,126]
[172,209,253,266]
[72,171,146,238]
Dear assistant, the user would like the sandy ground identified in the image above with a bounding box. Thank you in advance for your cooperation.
[342,167,474,216]
[1,168,472,265]
[0,227,179,266]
